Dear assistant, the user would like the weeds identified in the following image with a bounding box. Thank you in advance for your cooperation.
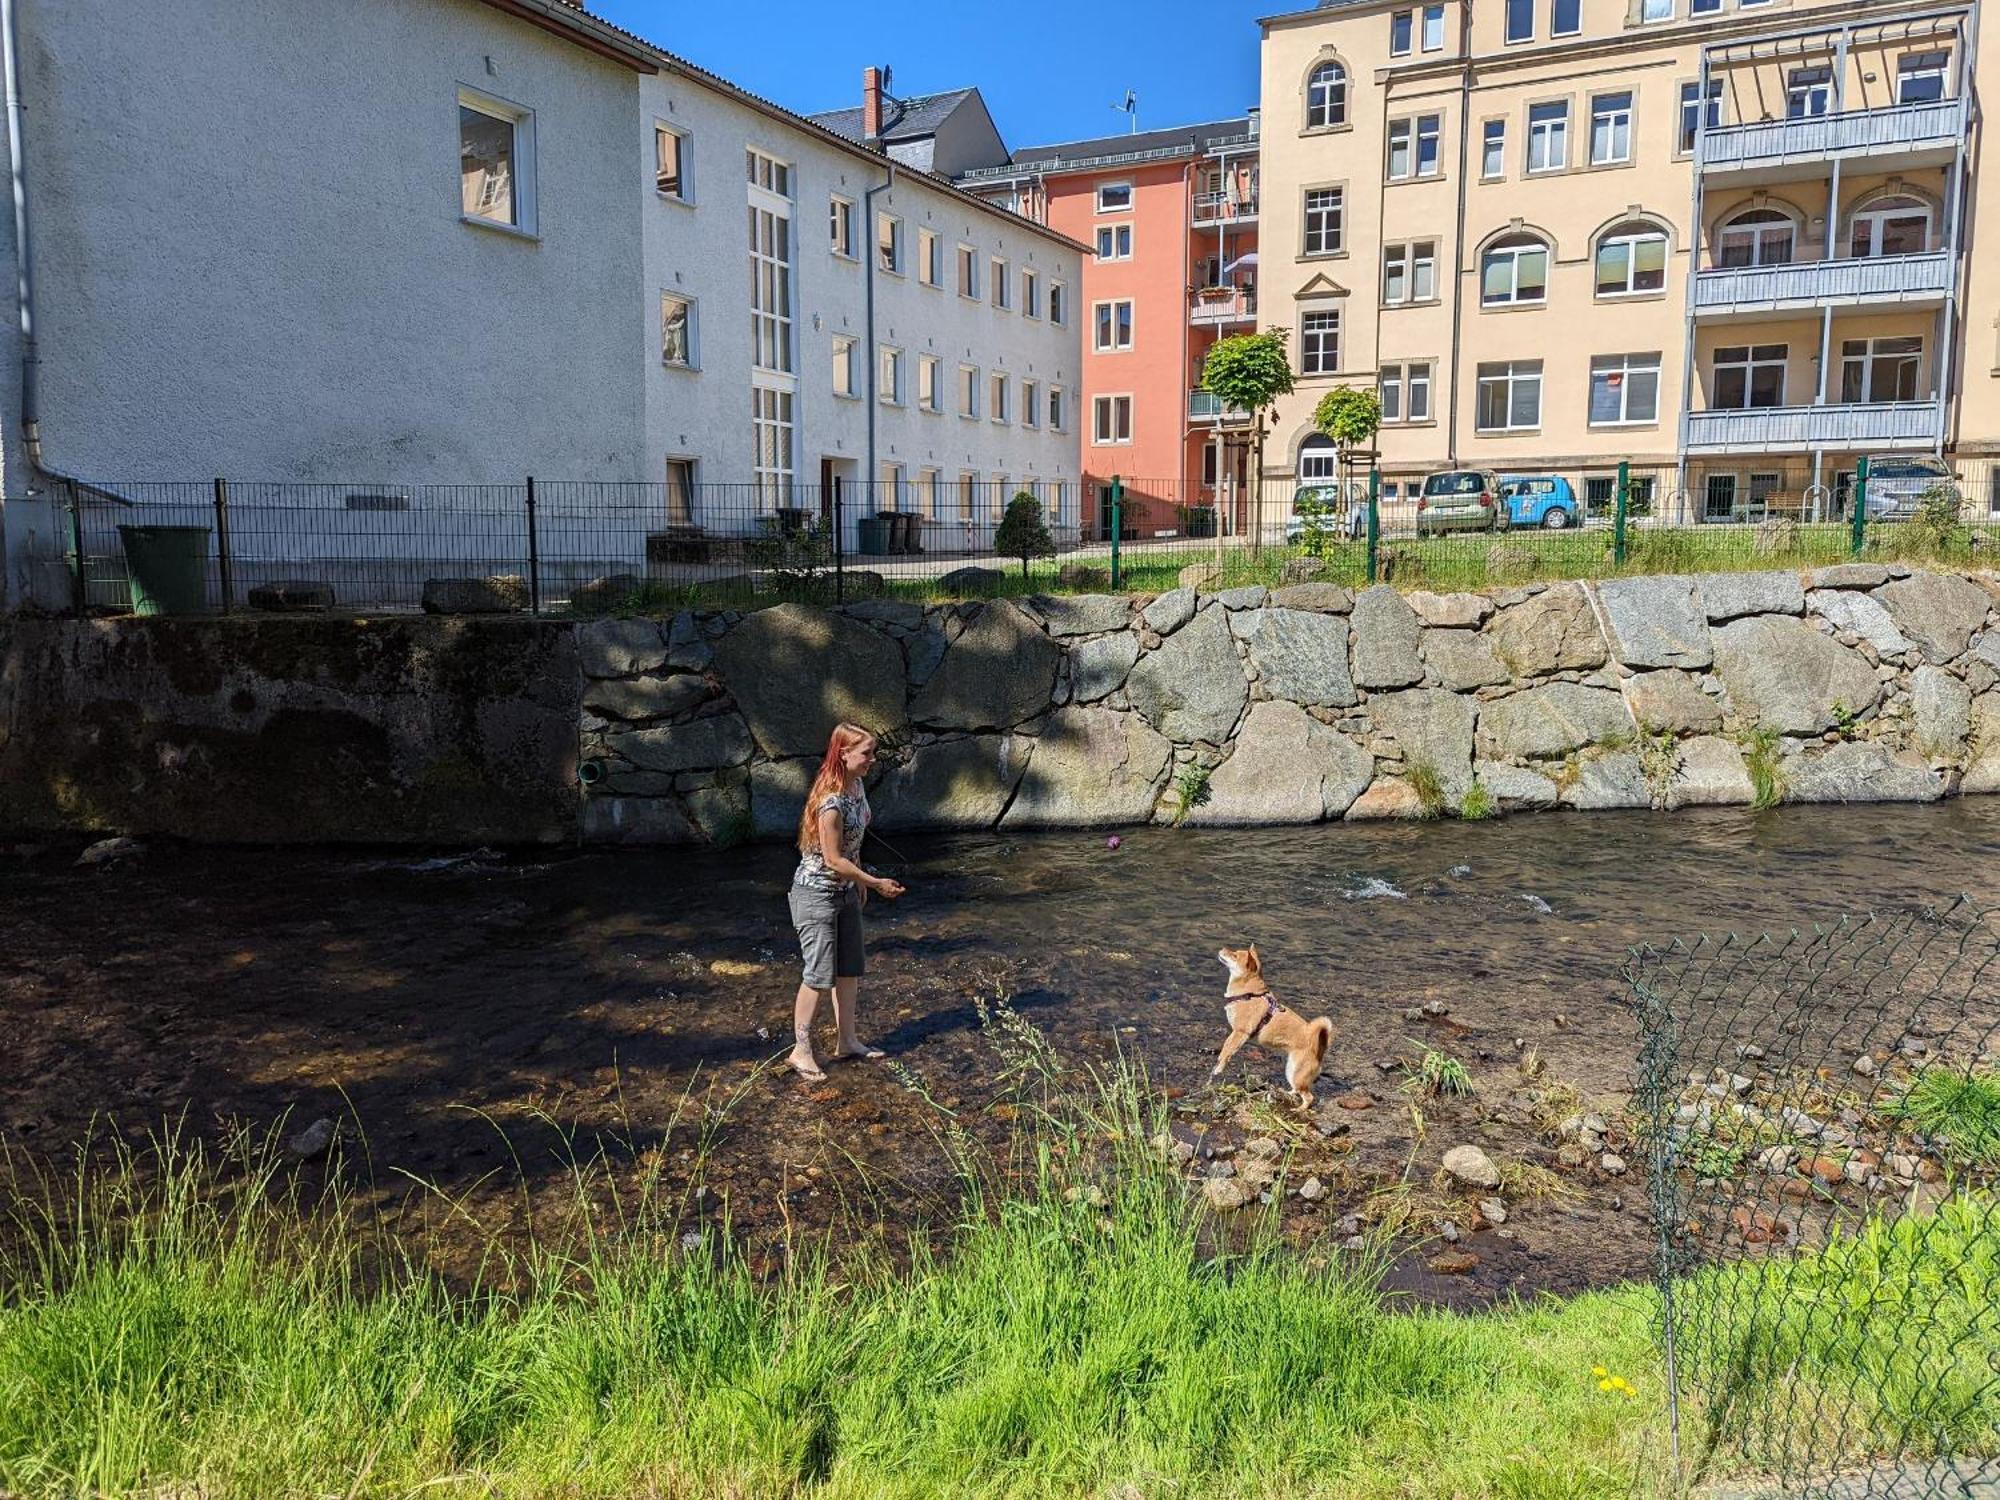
[1170,763,1212,827]
[1405,759,1447,820]
[1882,1066,2000,1170]
[1458,779,1497,821]
[1404,1047,1475,1099]
[1740,725,1788,811]
[1635,723,1681,809]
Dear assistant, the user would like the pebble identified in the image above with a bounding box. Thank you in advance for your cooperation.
[1343,1234,1366,1251]
[1599,1153,1628,1176]
[1207,1161,1237,1180]
[1442,1144,1502,1189]
[285,1117,335,1160]
[1440,1220,1461,1243]
[1298,1176,1329,1202]
[1478,1197,1507,1225]
[1245,1137,1282,1159]
[1853,1054,1878,1078]
[1428,1250,1479,1275]
[1422,1000,1449,1018]
[1404,1006,1426,1022]
[1757,1145,1797,1174]
[1202,1178,1248,1211]
[1336,1214,1363,1237]
[1337,1092,1375,1111]
[1556,1143,1590,1169]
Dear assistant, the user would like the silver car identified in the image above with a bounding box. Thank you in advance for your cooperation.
[1862,455,1960,521]
[1416,468,1509,537]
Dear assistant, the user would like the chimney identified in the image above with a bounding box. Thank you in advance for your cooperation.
[863,66,884,148]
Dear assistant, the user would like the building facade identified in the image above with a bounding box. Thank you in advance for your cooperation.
[960,117,1260,536]
[1257,0,1999,522]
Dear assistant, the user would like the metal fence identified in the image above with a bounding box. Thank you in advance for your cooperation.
[56,455,2000,616]
[1628,900,2000,1498]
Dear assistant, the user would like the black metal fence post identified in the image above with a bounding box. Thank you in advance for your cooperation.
[1366,467,1380,585]
[1614,460,1631,569]
[525,476,541,615]
[1109,476,1123,591]
[212,477,235,613]
[1851,455,1870,556]
[66,477,86,616]
[833,476,845,604]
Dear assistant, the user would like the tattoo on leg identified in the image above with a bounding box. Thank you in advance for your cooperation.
[795,1019,813,1047]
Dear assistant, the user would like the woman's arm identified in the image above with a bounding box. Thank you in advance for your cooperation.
[815,806,901,896]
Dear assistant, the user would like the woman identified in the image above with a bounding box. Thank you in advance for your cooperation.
[787,722,905,1082]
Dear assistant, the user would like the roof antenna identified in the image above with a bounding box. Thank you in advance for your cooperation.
[1111,89,1137,134]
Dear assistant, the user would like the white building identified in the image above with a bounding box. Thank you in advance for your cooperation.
[0,0,1083,608]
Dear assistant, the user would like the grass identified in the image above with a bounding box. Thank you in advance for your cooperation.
[1404,760,1448,821]
[1881,1066,2000,1171]
[1739,726,1788,811]
[1403,1047,1476,1099]
[1171,763,1213,827]
[1458,779,1498,821]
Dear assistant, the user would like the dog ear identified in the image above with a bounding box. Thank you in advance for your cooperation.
[1248,943,1260,964]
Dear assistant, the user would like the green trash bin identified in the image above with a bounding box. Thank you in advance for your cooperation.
[855,516,890,556]
[118,525,211,615]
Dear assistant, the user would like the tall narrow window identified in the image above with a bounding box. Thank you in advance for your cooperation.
[1306,62,1348,129]
[880,346,903,405]
[832,334,857,397]
[655,126,688,200]
[1390,10,1414,55]
[1303,187,1345,255]
[1506,0,1533,42]
[1679,81,1722,153]
[1589,92,1632,165]
[828,196,855,257]
[1050,281,1067,324]
[960,364,980,418]
[460,94,529,230]
[1551,0,1580,35]
[919,354,941,412]
[958,244,978,298]
[877,214,902,274]
[1422,3,1446,49]
[660,293,694,367]
[990,371,1010,422]
[1299,309,1341,375]
[1022,378,1040,427]
[752,387,794,506]
[919,227,942,286]
[1049,385,1066,430]
[1527,101,1568,172]
[1482,119,1506,178]
[748,153,793,375]
[1023,269,1041,318]
[992,257,1010,309]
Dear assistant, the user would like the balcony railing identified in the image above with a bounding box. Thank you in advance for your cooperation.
[1699,98,1964,174]
[1190,286,1257,325]
[1692,250,1953,316]
[1685,400,1942,452]
[1193,190,1258,225]
[1188,389,1251,422]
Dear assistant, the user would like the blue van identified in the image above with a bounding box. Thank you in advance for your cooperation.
[1499,475,1580,529]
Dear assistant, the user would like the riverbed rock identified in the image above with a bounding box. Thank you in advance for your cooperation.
[1409,590,1494,629]
[1807,589,1913,658]
[1563,751,1652,809]
[874,735,1031,831]
[910,601,1064,732]
[1784,742,1944,804]
[1669,736,1755,807]
[713,605,907,756]
[1473,760,1559,810]
[603,713,753,774]
[1477,683,1631,760]
[682,781,750,845]
[1442,1145,1501,1189]
[1911,665,1973,759]
[581,795,699,844]
[1963,694,2000,794]
[1030,593,1130,638]
[1811,563,1892,589]
[1000,707,1171,827]
[1700,571,1805,622]
[749,756,817,839]
[1875,572,1993,662]
[1368,687,1477,796]
[1343,779,1428,820]
[1189,701,1373,824]
[1623,669,1722,735]
[578,618,670,678]
[1271,582,1352,614]
[1598,574,1712,669]
[583,673,711,723]
[1125,604,1249,743]
[1488,582,1606,676]
[1421,629,1510,691]
[936,565,1005,597]
[1244,608,1358,708]
[1141,587,1197,635]
[1711,615,1880,735]
[1070,633,1141,704]
[1203,1177,1249,1211]
[1350,585,1426,689]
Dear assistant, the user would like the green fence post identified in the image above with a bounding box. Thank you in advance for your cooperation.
[1365,467,1380,585]
[1109,476,1123,591]
[1614,461,1630,569]
[1851,455,1870,556]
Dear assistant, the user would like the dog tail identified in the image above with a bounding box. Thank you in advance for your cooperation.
[1312,1017,1333,1060]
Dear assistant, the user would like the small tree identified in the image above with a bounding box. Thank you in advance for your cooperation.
[1313,386,1384,535]
[1200,330,1296,547]
[993,491,1055,580]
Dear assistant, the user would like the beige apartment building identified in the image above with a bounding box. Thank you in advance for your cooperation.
[1257,0,1997,523]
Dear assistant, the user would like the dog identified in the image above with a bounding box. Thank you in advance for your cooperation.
[1210,944,1335,1109]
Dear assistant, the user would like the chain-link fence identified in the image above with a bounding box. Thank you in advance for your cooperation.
[1628,900,2000,1497]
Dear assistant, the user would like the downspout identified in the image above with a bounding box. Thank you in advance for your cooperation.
[1444,9,1474,465]
[2,0,47,477]
[863,161,896,515]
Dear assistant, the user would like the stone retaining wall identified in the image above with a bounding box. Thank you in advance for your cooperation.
[577,566,2000,843]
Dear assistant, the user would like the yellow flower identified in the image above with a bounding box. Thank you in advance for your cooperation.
[1591,1365,1608,1378]
[1597,1379,1615,1392]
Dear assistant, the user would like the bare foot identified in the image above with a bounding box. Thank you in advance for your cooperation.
[834,1037,886,1060]
[788,1048,827,1083]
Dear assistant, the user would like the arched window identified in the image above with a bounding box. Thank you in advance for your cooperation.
[1297,433,1340,482]
[1481,232,1550,307]
[1595,220,1668,296]
[1715,207,1795,269]
[1305,62,1347,130]
[1849,195,1932,258]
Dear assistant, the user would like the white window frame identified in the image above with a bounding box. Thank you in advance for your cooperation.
[1094,299,1135,352]
[1305,62,1348,130]
[1526,100,1569,174]
[1589,91,1633,166]
[1299,308,1341,375]
[990,370,1010,424]
[1710,343,1788,410]
[879,461,904,512]
[1481,236,1550,307]
[1588,352,1662,426]
[918,467,942,519]
[1839,335,1923,403]
[992,256,1011,309]
[1379,360,1433,423]
[1897,51,1949,105]
[1640,0,1673,21]
[879,344,904,406]
[877,212,903,275]
[654,123,691,203]
[1595,224,1668,296]
[1092,394,1134,445]
[1386,114,1441,180]
[1475,360,1543,432]
[660,291,697,369]
[1095,224,1134,261]
[1022,377,1040,428]
[458,87,536,236]
[1422,3,1446,49]
[1505,0,1534,43]
[1096,181,1134,213]
[919,227,943,287]
[957,243,980,299]
[1716,209,1796,269]
[1849,197,1933,258]
[1302,187,1345,256]
[1023,269,1042,319]
[832,334,859,399]
[1786,66,1831,119]
[829,195,857,259]
[1678,80,1722,156]
[1383,240,1437,305]
[1481,119,1506,179]
[1049,280,1068,325]
[918,353,942,413]
[1390,10,1414,56]
[959,363,980,419]
[1551,0,1581,36]
[1049,384,1067,431]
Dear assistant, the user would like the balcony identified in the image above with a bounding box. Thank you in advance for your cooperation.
[1188,389,1251,423]
[1699,99,1965,184]
[1692,250,1953,320]
[1193,190,1258,227]
[1685,400,1942,453]
[1190,285,1257,326]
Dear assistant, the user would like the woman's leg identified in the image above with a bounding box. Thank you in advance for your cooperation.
[790,983,830,1079]
[788,887,838,1080]
[831,891,882,1059]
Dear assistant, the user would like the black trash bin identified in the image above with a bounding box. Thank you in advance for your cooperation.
[855,516,891,555]
[878,510,906,556]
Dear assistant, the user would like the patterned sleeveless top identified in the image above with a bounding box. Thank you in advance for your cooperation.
[793,785,870,892]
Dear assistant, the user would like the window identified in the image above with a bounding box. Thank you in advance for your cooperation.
[655,125,688,200]
[1387,114,1441,179]
[918,469,942,519]
[1482,119,1506,178]
[880,345,903,405]
[959,364,980,418]
[1851,196,1932,257]
[919,227,942,286]
[746,147,791,196]
[1589,92,1632,165]
[665,457,696,525]
[1716,208,1794,268]
[1703,473,1739,522]
[1787,66,1831,119]
[1691,0,1720,12]
[1552,0,1581,35]
[752,387,794,504]
[1898,52,1949,105]
[877,213,903,274]
[660,293,694,367]
[1300,308,1341,374]
[1640,0,1672,20]
[1303,187,1345,255]
[992,257,1010,309]
[748,162,793,375]
[1595,222,1667,295]
[1476,361,1543,431]
[877,462,903,512]
[1422,3,1445,49]
[1679,81,1722,153]
[832,334,858,398]
[1840,336,1922,403]
[1049,281,1067,324]
[1391,10,1414,54]
[957,244,979,298]
[1506,0,1533,42]
[1589,353,1661,425]
[990,371,1010,422]
[1096,224,1133,260]
[829,197,855,257]
[1049,385,1066,430]
[1481,233,1549,306]
[1097,182,1133,212]
[1527,101,1568,172]
[1023,269,1041,318]
[957,471,979,521]
[1306,62,1347,129]
[1022,378,1040,427]
[1384,241,1437,303]
[1380,361,1433,422]
[919,354,941,412]
[1092,395,1133,444]
[459,92,532,232]
[1094,300,1134,351]
[1712,344,1787,409]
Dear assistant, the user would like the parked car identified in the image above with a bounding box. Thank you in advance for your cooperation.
[1416,469,1508,536]
[1499,474,1579,529]
[1860,455,1960,521]
[1286,482,1366,543]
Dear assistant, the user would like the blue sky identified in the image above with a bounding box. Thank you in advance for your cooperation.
[590,0,1268,148]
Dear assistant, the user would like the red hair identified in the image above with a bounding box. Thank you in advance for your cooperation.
[797,722,875,854]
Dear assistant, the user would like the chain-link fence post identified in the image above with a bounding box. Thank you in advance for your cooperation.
[1614,461,1631,569]
[525,475,541,616]
[1366,466,1380,585]
[212,477,234,613]
[65,476,86,616]
[1851,454,1871,556]
[1109,476,1123,592]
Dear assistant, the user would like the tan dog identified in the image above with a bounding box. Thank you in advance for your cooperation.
[1210,945,1335,1108]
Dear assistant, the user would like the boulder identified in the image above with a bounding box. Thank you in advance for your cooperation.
[1000,707,1171,828]
[568,573,642,614]
[1911,665,1973,759]
[1670,736,1755,807]
[665,611,713,671]
[712,604,907,756]
[1186,701,1374,824]
[581,795,700,845]
[1622,669,1722,735]
[1368,688,1477,795]
[1408,590,1494,629]
[1070,633,1142,703]
[873,735,1031,831]
[1811,563,1892,589]
[906,619,950,687]
[1243,609,1358,708]
[422,575,528,615]
[837,599,926,629]
[936,566,1006,597]
[1477,683,1631,761]
[1350,585,1425,689]
[1597,574,1713,669]
[1487,583,1606,676]
[1807,589,1913,658]
[582,673,711,723]
[1179,561,1221,591]
[1711,615,1880,736]
[1699,570,1805,622]
[749,756,818,839]
[1473,760,1560,810]
[1055,564,1111,591]
[1217,585,1269,610]
[1962,694,2000,794]
[1141,587,1198,634]
[1784,742,1944,804]
[1875,573,1994,662]
[578,618,671,678]
[683,781,751,845]
[1971,631,2000,675]
[1420,628,1510,691]
[1563,751,1651,809]
[602,713,754,775]
[246,581,335,612]
[1442,1145,1501,1190]
[1344,778,1428,820]
[909,601,1063,732]
[1031,593,1129,637]
[1125,605,1249,743]
[1271,582,1352,614]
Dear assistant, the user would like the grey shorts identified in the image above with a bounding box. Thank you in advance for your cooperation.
[789,882,865,989]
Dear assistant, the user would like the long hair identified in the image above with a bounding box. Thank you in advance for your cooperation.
[797,722,874,855]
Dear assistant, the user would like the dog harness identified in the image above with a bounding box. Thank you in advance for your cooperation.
[1238,983,1283,1038]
